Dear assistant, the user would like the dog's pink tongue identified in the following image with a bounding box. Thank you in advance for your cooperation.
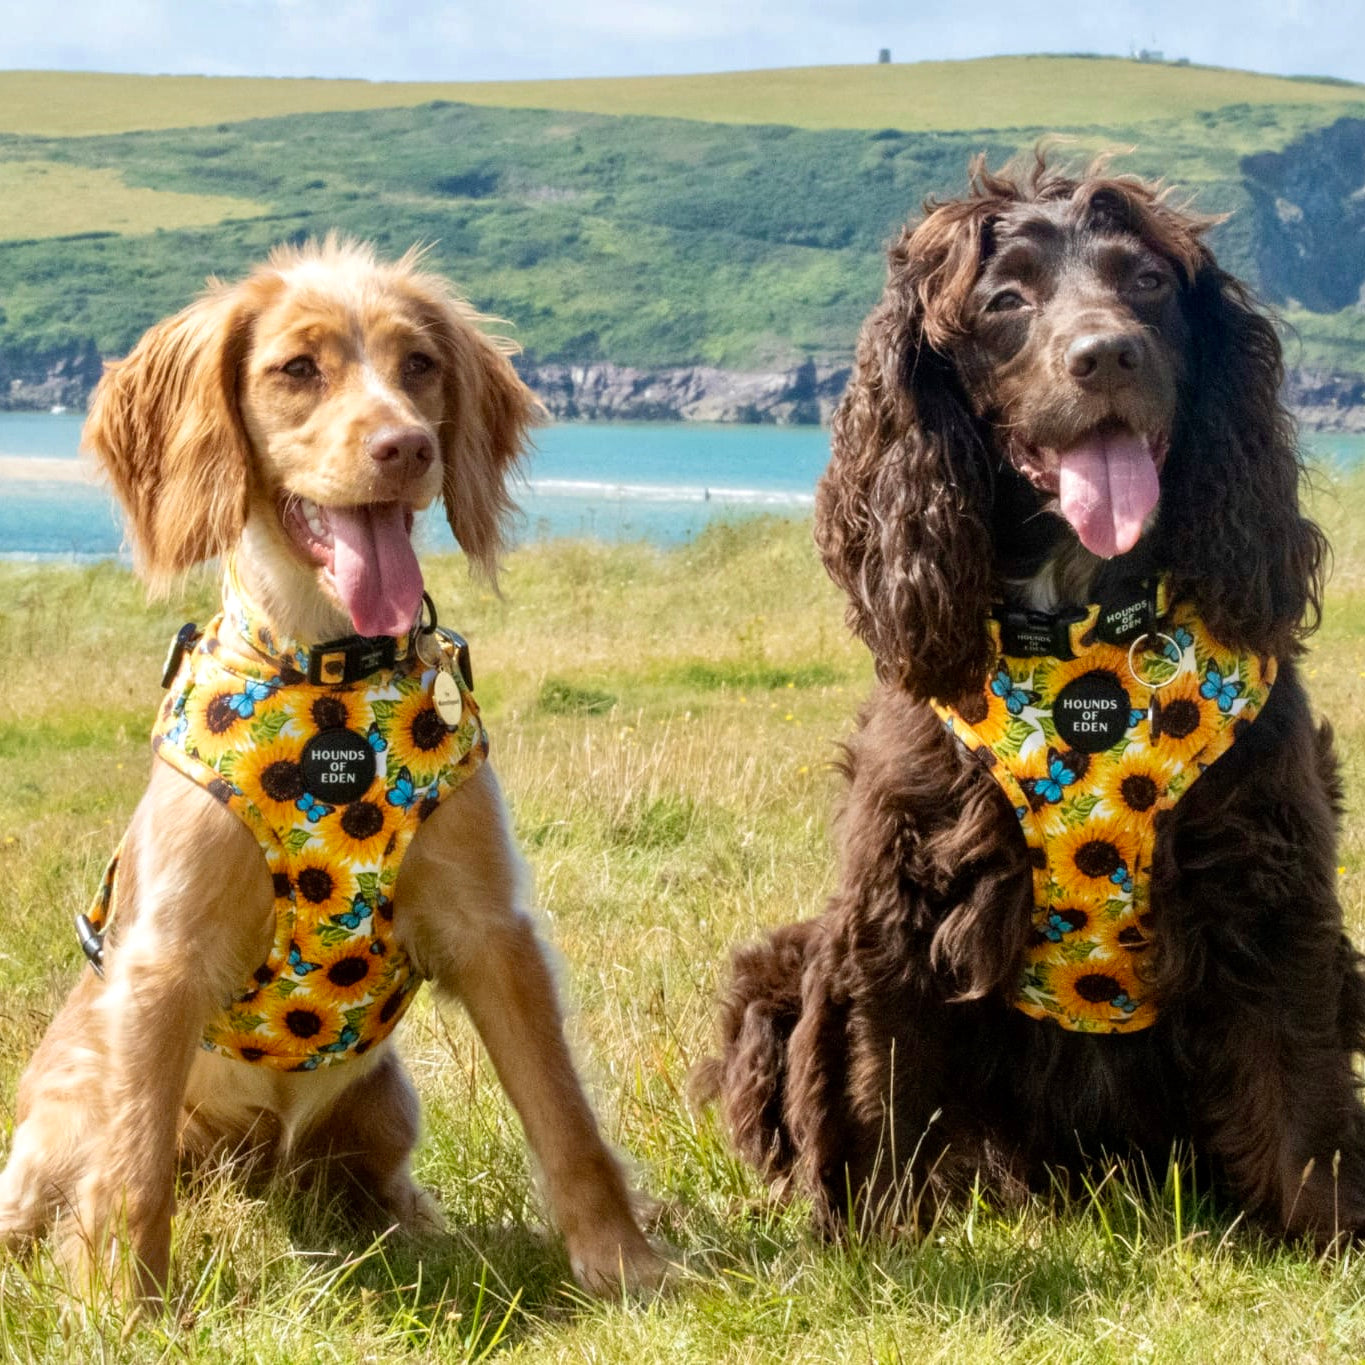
[328,504,423,637]
[1056,432,1160,559]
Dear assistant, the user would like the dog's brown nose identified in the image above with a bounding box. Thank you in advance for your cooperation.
[1065,331,1144,387]
[367,426,435,467]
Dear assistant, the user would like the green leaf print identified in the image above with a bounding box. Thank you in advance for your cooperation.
[282,827,315,856]
[370,699,400,726]
[1059,793,1100,829]
[251,708,290,743]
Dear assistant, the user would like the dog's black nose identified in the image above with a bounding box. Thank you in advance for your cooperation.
[367,426,435,467]
[1065,331,1144,387]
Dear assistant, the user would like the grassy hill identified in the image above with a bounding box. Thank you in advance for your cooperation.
[2,59,1362,137]
[0,57,1363,390]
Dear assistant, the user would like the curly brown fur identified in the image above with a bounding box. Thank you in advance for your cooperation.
[700,153,1365,1245]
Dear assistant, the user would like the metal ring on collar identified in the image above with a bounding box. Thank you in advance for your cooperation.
[1127,631,1181,691]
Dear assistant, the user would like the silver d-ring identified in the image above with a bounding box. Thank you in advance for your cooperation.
[415,629,444,670]
[1127,631,1181,690]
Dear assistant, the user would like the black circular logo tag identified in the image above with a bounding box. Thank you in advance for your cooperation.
[1053,670,1132,753]
[300,729,377,804]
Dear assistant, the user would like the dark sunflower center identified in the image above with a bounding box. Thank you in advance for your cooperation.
[205,693,240,734]
[297,867,335,904]
[410,705,448,751]
[284,1009,322,1038]
[1158,698,1201,739]
[311,696,349,730]
[1074,972,1123,1004]
[1119,774,1158,811]
[260,760,306,802]
[1074,840,1122,878]
[327,956,370,988]
[340,801,384,841]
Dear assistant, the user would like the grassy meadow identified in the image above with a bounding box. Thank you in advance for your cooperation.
[0,463,1360,1361]
[2,59,1361,139]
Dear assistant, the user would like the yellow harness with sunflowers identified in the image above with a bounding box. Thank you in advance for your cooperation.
[931,581,1275,1033]
[79,565,487,1071]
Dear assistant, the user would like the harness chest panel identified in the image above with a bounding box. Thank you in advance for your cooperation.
[931,597,1275,1034]
[87,598,487,1071]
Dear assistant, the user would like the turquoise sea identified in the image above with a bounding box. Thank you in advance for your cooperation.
[0,414,831,559]
[0,412,1360,560]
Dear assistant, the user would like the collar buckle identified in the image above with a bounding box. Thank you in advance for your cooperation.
[307,636,398,685]
[161,623,202,689]
[995,607,1085,659]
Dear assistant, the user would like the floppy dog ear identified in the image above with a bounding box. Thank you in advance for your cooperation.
[816,214,996,701]
[403,280,538,582]
[1157,260,1327,659]
[84,284,255,591]
[440,327,539,581]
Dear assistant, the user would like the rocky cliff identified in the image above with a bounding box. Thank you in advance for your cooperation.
[6,354,1363,432]
[0,340,103,413]
[522,359,851,424]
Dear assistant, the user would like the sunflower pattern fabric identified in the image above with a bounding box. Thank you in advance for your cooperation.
[931,596,1275,1033]
[86,572,487,1071]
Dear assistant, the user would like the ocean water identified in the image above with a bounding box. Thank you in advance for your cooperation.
[0,414,830,560]
[0,412,1361,561]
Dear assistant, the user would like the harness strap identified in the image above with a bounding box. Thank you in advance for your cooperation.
[933,587,1274,1033]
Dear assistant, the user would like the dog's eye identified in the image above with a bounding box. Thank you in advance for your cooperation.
[1134,272,1166,292]
[985,289,1026,313]
[403,352,437,381]
[281,355,319,381]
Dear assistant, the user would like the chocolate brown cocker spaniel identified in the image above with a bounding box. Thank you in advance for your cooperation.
[697,155,1365,1244]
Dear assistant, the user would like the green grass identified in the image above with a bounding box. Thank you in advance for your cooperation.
[0,468,1361,1359]
[1,58,1361,138]
[1,59,1364,376]
[0,160,265,241]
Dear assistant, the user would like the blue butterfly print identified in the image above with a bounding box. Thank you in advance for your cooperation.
[227,677,278,719]
[1199,663,1244,713]
[288,943,320,976]
[1030,749,1078,805]
[990,667,1039,716]
[318,1024,361,1055]
[366,721,387,754]
[386,766,420,811]
[1162,627,1194,663]
[295,792,333,823]
[1111,992,1139,1015]
[331,895,373,931]
[164,716,189,746]
[1042,911,1077,943]
[1110,862,1134,895]
[1128,707,1146,730]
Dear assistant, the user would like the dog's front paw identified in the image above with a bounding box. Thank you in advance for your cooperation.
[566,1219,669,1296]
[385,1181,447,1240]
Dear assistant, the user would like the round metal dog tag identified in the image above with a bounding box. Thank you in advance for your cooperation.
[300,729,377,803]
[433,671,464,729]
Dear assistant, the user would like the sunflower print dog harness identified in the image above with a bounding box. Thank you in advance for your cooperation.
[82,568,487,1071]
[931,583,1275,1033]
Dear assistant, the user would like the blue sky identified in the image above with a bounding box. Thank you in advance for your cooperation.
[1,0,1359,85]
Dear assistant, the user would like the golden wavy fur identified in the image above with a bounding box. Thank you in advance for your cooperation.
[0,240,662,1302]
